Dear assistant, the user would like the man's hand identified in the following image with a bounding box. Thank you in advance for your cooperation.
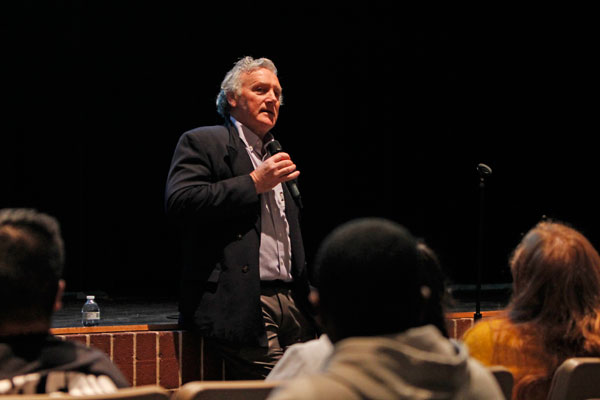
[250,152,300,194]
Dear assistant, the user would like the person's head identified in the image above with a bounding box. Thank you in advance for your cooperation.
[216,56,282,138]
[0,208,66,334]
[508,220,600,328]
[314,217,445,343]
[506,220,600,398]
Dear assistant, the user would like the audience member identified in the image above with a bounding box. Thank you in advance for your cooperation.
[266,238,453,381]
[463,220,600,400]
[268,217,504,399]
[0,208,130,395]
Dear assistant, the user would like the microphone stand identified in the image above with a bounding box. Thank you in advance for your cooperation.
[474,163,492,321]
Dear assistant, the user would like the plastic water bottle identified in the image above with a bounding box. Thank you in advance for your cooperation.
[81,295,100,326]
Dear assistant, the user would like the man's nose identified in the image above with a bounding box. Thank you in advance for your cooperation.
[265,89,279,103]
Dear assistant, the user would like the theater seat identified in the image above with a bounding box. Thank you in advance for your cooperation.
[0,385,170,400]
[173,380,281,400]
[546,357,600,400]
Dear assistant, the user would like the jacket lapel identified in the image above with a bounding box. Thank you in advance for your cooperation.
[226,123,255,176]
[225,122,261,234]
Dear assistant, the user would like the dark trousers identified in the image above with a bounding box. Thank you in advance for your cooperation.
[205,284,316,380]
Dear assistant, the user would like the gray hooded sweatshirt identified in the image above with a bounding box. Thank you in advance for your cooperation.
[268,325,504,400]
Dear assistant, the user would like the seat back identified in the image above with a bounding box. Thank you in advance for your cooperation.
[0,385,170,400]
[488,365,514,400]
[546,357,600,400]
[173,380,281,400]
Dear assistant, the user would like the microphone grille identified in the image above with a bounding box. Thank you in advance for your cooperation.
[477,163,492,176]
[266,140,283,155]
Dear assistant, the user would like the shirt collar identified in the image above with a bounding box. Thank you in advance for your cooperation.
[230,116,274,156]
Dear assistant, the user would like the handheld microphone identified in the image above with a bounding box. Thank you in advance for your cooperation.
[266,140,303,209]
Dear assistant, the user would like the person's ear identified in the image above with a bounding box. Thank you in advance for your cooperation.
[227,92,237,108]
[54,279,66,312]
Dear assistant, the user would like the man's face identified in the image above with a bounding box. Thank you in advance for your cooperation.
[228,68,282,138]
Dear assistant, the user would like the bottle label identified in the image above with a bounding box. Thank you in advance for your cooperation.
[83,312,100,320]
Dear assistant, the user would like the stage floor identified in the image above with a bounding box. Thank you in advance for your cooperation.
[53,294,180,328]
[52,284,511,329]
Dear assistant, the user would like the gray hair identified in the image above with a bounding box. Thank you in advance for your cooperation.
[216,56,283,118]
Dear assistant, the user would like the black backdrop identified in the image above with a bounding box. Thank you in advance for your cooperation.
[3,3,598,296]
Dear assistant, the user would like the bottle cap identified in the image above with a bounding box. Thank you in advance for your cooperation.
[86,295,95,300]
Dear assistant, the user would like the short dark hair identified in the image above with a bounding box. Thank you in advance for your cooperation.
[0,208,65,325]
[315,218,425,341]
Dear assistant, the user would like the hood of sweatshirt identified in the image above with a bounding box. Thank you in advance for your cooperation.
[322,325,479,399]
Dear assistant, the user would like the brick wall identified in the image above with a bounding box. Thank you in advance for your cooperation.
[55,311,500,389]
[56,331,218,389]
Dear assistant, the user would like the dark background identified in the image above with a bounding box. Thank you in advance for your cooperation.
[3,3,597,298]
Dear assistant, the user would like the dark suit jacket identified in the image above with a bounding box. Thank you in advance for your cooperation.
[165,123,312,346]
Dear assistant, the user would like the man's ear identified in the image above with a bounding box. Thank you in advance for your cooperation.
[226,92,237,108]
[54,279,66,312]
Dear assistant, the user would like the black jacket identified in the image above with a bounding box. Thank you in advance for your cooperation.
[0,334,129,393]
[165,123,312,346]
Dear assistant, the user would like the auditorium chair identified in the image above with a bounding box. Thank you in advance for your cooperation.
[0,385,170,400]
[546,357,600,400]
[173,380,282,400]
[488,365,514,400]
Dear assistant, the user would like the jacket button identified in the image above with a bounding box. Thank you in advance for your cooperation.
[236,233,243,240]
[241,265,249,273]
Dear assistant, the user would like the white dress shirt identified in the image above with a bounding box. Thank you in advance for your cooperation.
[231,117,293,282]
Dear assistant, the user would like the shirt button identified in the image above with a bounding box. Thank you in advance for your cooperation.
[241,265,249,273]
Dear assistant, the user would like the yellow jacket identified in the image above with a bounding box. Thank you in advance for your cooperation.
[462,316,552,400]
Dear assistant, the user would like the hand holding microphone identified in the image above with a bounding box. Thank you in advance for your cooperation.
[249,140,303,208]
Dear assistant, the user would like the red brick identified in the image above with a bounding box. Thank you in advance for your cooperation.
[65,334,88,346]
[135,332,157,386]
[181,331,202,383]
[445,318,457,339]
[158,331,181,389]
[113,333,134,386]
[89,334,112,359]
[456,318,474,340]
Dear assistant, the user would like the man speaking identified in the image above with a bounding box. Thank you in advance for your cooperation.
[165,56,316,379]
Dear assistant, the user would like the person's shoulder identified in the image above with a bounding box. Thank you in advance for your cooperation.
[183,125,229,139]
[176,125,230,150]
[291,335,333,353]
[461,315,517,368]
[46,336,129,387]
[463,315,511,340]
[45,335,107,361]
[266,335,333,381]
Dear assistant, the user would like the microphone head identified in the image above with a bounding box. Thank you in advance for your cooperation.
[477,163,492,177]
[266,140,283,155]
